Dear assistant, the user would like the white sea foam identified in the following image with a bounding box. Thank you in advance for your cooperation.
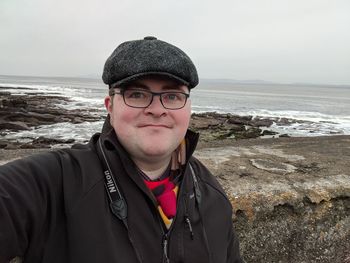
[4,121,105,143]
[0,83,105,111]
[0,83,48,89]
[191,107,350,136]
[62,97,105,111]
[242,110,350,135]
[0,83,76,97]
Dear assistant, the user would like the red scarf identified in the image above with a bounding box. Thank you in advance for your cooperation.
[142,139,186,229]
[144,177,178,218]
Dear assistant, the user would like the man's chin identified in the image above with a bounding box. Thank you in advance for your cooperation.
[139,144,175,159]
[142,149,170,158]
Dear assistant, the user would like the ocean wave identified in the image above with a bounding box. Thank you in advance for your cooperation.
[4,121,105,143]
[0,83,78,97]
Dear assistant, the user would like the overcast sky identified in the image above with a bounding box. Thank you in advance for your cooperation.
[1,0,349,85]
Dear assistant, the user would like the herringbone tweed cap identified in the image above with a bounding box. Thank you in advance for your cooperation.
[102,36,199,89]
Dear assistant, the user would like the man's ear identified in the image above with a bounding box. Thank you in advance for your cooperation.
[105,96,113,113]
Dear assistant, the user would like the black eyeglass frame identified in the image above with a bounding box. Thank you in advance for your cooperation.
[109,89,190,110]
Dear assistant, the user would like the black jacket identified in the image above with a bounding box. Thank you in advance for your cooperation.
[0,130,242,263]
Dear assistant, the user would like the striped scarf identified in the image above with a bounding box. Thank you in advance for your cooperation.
[143,139,186,229]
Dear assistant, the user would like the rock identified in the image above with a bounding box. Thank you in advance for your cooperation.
[330,131,342,135]
[0,93,103,134]
[276,117,297,125]
[72,117,84,124]
[250,158,297,174]
[279,134,291,138]
[20,143,51,149]
[4,143,21,150]
[234,127,262,139]
[189,113,278,141]
[191,112,228,125]
[224,123,245,132]
[32,136,75,145]
[190,115,223,130]
[261,130,278,136]
[1,137,77,149]
[2,98,28,108]
[214,130,236,140]
[0,142,7,148]
[0,91,11,96]
[227,115,253,125]
[250,117,274,127]
[0,121,30,131]
[194,135,350,263]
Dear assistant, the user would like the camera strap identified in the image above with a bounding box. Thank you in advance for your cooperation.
[97,137,128,227]
[96,137,144,262]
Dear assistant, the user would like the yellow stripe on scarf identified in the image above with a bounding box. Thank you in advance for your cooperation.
[157,186,179,229]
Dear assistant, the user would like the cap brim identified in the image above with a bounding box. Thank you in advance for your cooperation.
[109,72,190,89]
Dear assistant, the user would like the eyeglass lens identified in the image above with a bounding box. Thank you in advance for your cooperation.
[123,89,188,109]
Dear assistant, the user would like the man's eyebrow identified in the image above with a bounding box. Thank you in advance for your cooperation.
[128,82,183,91]
[127,82,150,89]
[161,84,183,91]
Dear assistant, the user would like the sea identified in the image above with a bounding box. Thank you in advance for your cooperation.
[1,75,350,143]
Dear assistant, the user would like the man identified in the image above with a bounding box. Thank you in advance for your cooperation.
[0,36,242,262]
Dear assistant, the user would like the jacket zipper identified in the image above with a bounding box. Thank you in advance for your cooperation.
[159,207,176,262]
[160,194,196,263]
[183,194,194,240]
[162,233,170,263]
[159,164,196,262]
[158,175,187,262]
[184,216,194,240]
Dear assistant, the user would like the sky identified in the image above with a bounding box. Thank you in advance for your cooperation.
[0,0,349,85]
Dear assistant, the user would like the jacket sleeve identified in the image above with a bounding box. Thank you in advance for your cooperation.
[227,220,243,263]
[0,152,63,262]
[189,157,243,262]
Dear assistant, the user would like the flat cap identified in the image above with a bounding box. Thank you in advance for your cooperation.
[102,36,199,89]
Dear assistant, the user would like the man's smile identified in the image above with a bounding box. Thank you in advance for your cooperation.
[138,123,172,128]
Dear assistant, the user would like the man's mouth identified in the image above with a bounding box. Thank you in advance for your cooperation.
[138,124,171,128]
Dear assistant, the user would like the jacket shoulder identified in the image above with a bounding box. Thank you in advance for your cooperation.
[56,144,105,213]
[189,156,232,208]
[0,151,63,179]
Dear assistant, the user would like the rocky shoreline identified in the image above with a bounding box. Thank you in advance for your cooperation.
[1,87,310,149]
[190,111,302,141]
[0,88,103,149]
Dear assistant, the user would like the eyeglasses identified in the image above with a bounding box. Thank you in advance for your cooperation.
[110,89,190,110]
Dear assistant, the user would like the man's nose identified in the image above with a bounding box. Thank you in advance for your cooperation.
[144,94,167,115]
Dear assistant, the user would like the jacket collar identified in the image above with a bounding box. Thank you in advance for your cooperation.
[90,117,199,207]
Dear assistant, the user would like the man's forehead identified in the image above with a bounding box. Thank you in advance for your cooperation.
[121,76,189,91]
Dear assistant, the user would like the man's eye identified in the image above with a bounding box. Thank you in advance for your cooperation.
[127,91,146,99]
[164,93,181,101]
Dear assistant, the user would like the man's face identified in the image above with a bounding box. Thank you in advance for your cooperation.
[105,76,191,165]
